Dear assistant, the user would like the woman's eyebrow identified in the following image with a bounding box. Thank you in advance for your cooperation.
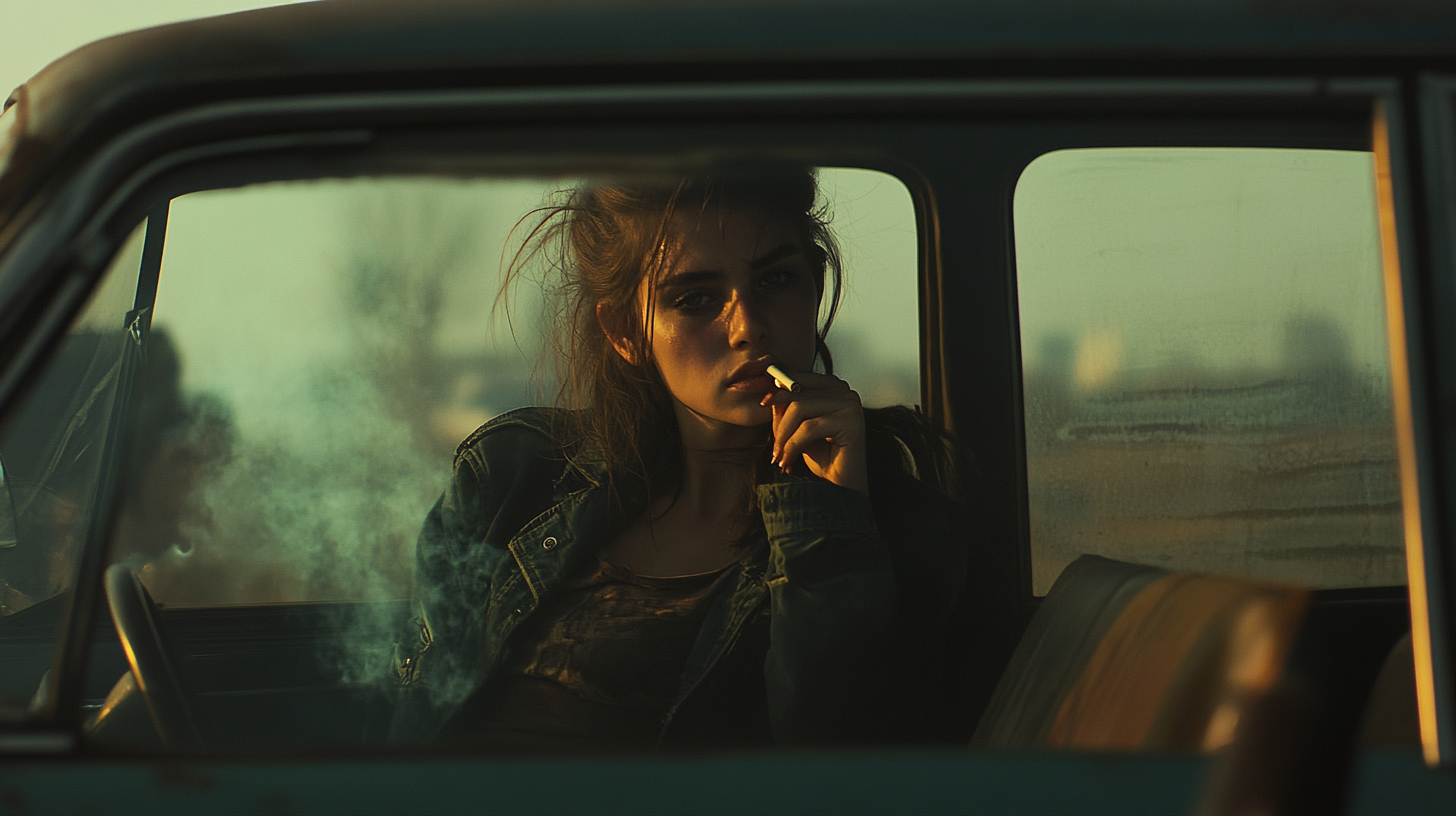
[654,245,803,290]
[749,244,802,270]
[655,270,722,291]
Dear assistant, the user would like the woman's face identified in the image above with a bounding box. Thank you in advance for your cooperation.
[624,208,821,433]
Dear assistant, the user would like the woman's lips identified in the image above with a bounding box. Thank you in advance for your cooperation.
[728,374,776,392]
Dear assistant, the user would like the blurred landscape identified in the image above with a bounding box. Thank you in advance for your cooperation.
[1024,315,1405,593]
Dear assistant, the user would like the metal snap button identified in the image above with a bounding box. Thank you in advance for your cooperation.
[542,536,558,550]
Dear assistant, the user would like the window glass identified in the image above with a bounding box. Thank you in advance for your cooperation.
[1015,148,1402,593]
[0,219,145,712]
[817,168,919,408]
[134,168,918,607]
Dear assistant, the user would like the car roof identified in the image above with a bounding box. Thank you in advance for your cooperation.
[14,0,1456,132]
[5,0,1456,224]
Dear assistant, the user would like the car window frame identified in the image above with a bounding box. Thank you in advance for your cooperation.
[1408,73,1456,768]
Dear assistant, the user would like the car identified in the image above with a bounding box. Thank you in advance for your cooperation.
[0,0,1455,813]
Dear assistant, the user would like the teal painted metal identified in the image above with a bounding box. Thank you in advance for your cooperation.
[1348,751,1456,816]
[0,750,1208,815]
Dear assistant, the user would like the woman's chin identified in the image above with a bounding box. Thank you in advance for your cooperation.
[708,415,769,433]
[738,405,775,427]
[714,404,775,432]
[706,394,773,424]
[671,397,771,434]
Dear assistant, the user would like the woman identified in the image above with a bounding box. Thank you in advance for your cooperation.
[392,165,983,751]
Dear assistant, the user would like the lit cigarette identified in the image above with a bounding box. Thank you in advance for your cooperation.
[766,365,801,393]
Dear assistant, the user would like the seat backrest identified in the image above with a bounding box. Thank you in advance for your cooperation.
[971,555,1308,752]
[1358,631,1420,749]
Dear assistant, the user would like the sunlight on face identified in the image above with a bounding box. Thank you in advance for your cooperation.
[641,210,821,437]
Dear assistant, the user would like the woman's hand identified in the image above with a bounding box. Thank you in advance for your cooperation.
[760,370,869,496]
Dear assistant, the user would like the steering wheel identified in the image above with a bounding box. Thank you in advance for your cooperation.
[103,563,203,749]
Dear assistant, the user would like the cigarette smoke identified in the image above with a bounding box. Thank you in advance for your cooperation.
[133,184,546,694]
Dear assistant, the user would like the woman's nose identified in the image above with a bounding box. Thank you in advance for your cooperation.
[726,292,768,349]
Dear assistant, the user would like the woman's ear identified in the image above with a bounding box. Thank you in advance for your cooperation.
[596,301,638,364]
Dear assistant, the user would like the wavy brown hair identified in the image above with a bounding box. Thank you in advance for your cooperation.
[502,165,840,494]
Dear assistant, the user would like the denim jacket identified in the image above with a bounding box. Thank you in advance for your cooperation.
[393,407,974,748]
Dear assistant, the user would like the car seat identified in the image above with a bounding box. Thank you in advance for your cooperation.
[971,555,1309,752]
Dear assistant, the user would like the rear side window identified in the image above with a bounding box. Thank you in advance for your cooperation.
[1015,148,1401,593]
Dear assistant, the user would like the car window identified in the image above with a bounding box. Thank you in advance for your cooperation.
[127,168,918,608]
[1015,147,1401,593]
[0,219,146,712]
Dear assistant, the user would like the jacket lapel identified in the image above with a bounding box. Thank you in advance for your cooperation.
[505,455,641,607]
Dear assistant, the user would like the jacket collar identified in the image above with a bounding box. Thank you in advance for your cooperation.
[551,440,653,514]
[553,444,605,496]
[516,453,646,604]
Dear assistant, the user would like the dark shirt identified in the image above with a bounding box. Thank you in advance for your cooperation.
[449,559,738,751]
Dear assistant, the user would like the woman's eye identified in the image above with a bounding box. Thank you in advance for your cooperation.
[761,267,800,288]
[673,291,714,310]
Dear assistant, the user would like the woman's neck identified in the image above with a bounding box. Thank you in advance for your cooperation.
[599,403,762,577]
[667,400,765,523]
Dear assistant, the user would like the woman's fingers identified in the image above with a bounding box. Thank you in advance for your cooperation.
[775,407,870,495]
[770,395,851,448]
[757,370,867,494]
[765,393,853,461]
[779,415,851,466]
